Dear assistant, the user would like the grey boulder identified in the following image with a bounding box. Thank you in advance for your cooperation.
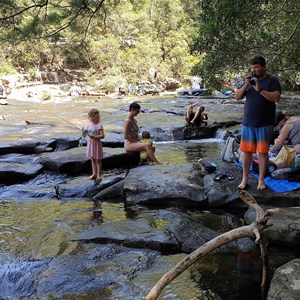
[245,206,300,247]
[268,259,300,300]
[124,163,207,207]
[0,162,44,185]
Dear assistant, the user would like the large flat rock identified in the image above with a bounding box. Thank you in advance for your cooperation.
[37,147,139,175]
[0,161,44,185]
[268,259,300,300]
[76,218,180,253]
[245,206,300,247]
[76,209,255,254]
[56,173,127,200]
[200,157,300,208]
[124,163,207,207]
[0,136,80,155]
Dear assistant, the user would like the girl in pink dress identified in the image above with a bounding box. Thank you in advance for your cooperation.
[83,108,105,180]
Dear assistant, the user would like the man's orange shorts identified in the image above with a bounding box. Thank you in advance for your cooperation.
[240,125,273,154]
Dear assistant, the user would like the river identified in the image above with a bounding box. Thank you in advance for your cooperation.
[0,93,298,299]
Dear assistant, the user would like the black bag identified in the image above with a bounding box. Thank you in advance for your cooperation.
[252,158,277,177]
[200,160,217,173]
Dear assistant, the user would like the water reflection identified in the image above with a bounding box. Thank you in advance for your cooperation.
[156,140,223,164]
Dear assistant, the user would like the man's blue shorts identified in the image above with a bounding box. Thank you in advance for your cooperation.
[240,125,273,154]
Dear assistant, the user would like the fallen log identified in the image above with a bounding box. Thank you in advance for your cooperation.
[143,190,272,300]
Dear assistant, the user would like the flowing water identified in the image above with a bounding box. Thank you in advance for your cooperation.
[0,93,298,299]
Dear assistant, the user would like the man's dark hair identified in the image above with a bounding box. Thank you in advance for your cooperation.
[251,56,266,67]
[129,102,141,111]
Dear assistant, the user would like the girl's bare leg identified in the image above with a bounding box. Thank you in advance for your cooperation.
[96,159,102,180]
[90,158,97,179]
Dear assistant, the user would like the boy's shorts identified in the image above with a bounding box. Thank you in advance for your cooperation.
[140,151,148,161]
[240,125,273,154]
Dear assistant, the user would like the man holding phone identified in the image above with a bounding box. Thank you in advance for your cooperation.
[235,56,281,190]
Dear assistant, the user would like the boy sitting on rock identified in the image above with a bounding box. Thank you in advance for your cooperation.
[140,131,155,164]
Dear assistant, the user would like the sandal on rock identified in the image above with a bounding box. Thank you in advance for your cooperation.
[213,173,225,182]
[224,172,235,180]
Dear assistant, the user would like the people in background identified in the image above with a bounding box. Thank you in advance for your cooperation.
[191,76,202,89]
[271,118,300,153]
[185,104,208,125]
[70,82,81,97]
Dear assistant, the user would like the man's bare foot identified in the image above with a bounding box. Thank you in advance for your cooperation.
[159,162,169,165]
[89,175,97,180]
[238,181,248,190]
[257,182,266,190]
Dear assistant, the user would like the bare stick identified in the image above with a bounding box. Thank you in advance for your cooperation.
[143,190,271,300]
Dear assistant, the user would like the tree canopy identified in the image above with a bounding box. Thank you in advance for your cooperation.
[0,0,198,89]
[192,0,300,89]
[0,0,299,89]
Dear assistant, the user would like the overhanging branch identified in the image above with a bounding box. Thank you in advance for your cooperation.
[143,190,272,300]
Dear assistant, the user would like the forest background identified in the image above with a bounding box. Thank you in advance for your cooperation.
[0,0,299,91]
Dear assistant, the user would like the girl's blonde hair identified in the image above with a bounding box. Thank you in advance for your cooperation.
[88,108,100,117]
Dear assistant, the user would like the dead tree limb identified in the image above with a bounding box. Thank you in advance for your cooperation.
[143,190,272,300]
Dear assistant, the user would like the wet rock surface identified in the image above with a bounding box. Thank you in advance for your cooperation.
[0,172,69,200]
[76,218,180,253]
[0,244,159,299]
[267,259,300,300]
[0,136,79,155]
[56,173,127,200]
[200,157,300,208]
[141,121,240,142]
[124,163,207,207]
[245,206,300,246]
[0,161,44,185]
[37,147,140,175]
[76,209,255,254]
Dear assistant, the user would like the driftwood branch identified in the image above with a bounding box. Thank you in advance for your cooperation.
[143,190,272,300]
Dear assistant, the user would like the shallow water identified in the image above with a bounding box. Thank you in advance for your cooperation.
[0,94,298,299]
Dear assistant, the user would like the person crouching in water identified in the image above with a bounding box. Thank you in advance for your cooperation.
[82,108,105,181]
[140,131,155,164]
[186,104,208,125]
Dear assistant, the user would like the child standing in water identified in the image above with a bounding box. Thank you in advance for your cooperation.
[82,108,105,180]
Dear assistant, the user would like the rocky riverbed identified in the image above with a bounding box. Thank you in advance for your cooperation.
[0,90,299,299]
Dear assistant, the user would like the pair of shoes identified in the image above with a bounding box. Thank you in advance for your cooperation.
[213,172,235,182]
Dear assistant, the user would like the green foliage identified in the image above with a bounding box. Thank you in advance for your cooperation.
[0,0,198,86]
[192,0,300,89]
[1,0,299,90]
